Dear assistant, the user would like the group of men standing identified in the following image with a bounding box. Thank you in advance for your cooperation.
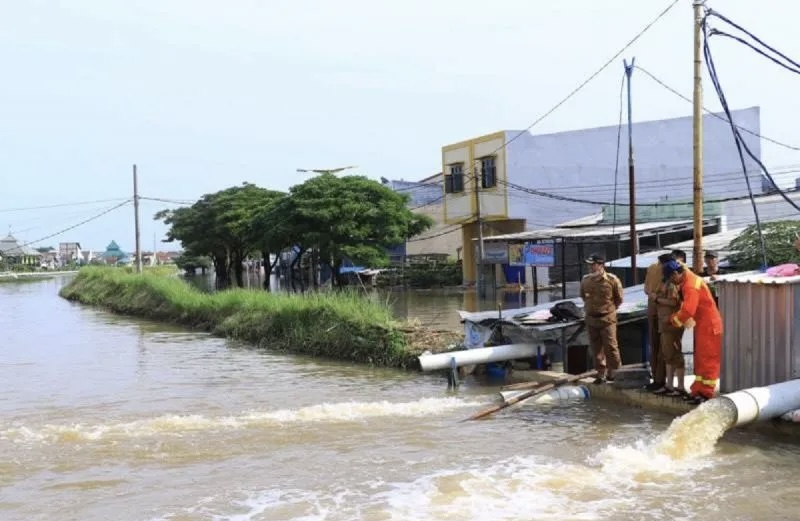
[644,250,724,404]
[580,249,724,406]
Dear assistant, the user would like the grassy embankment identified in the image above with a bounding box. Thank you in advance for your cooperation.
[59,267,461,368]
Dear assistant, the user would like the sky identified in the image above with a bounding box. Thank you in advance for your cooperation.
[1,0,800,251]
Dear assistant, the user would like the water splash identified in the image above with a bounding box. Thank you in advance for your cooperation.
[654,398,737,460]
[592,398,738,478]
[2,397,484,443]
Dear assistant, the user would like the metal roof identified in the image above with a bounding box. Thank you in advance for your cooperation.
[555,213,604,228]
[480,219,715,243]
[606,227,745,268]
[0,235,41,257]
[715,270,800,285]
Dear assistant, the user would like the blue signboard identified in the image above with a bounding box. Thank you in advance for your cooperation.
[523,241,555,267]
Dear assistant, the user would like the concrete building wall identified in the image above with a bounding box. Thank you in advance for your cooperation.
[442,131,509,224]
[406,202,462,257]
[503,106,762,228]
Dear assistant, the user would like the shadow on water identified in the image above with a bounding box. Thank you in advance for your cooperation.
[183,272,576,331]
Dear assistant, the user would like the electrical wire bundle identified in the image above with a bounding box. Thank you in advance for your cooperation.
[702,8,800,268]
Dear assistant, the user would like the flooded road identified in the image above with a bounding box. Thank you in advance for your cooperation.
[2,276,800,521]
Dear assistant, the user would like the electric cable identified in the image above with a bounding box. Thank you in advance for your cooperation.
[707,10,800,73]
[0,198,130,214]
[15,200,131,248]
[703,9,800,212]
[611,71,626,235]
[634,64,800,152]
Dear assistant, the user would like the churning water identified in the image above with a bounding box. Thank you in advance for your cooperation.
[2,278,798,521]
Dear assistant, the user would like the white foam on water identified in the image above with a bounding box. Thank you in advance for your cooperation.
[1,397,484,444]
[591,398,737,478]
[149,401,739,521]
[157,450,713,521]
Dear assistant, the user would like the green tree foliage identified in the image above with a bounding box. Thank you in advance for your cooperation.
[729,220,800,269]
[156,174,433,289]
[174,253,212,275]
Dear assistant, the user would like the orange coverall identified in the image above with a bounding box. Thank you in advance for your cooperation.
[670,270,723,399]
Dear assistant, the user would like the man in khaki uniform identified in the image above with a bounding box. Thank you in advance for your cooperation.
[653,272,687,396]
[580,253,624,384]
[643,253,673,391]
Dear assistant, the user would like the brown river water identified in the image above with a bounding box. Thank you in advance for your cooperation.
[2,275,800,521]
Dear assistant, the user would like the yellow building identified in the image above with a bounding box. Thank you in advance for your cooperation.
[441,131,525,285]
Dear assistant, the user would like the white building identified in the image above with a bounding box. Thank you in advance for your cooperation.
[441,107,763,284]
[58,242,83,265]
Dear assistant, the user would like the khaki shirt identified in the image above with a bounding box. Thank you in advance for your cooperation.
[656,280,681,325]
[580,271,624,327]
[644,261,663,317]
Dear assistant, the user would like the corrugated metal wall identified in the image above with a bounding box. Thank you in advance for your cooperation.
[718,279,800,393]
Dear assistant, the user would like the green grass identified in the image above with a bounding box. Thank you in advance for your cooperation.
[58,266,456,368]
[0,276,53,284]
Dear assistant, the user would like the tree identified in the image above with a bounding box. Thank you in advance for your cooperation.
[285,174,434,286]
[174,253,211,275]
[729,220,800,269]
[155,202,231,287]
[247,192,290,290]
[157,183,286,288]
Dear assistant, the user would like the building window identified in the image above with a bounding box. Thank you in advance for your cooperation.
[445,163,465,193]
[480,156,497,189]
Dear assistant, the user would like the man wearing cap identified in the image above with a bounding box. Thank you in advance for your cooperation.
[580,253,624,384]
[663,259,723,404]
[643,253,674,391]
[702,250,727,307]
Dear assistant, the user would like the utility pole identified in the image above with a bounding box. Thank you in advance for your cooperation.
[133,164,142,274]
[692,0,705,273]
[474,169,486,298]
[624,58,638,285]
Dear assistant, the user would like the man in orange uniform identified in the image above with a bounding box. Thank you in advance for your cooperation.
[662,260,723,404]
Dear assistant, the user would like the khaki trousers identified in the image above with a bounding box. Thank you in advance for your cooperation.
[648,306,666,385]
[587,322,622,378]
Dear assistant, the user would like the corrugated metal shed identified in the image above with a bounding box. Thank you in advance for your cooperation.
[717,270,800,392]
[481,219,702,243]
[606,227,745,268]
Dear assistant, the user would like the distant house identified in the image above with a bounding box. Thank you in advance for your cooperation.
[59,242,83,265]
[102,240,131,265]
[0,235,42,266]
[37,247,60,269]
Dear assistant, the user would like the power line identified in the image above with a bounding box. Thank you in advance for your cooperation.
[611,70,626,234]
[703,9,800,215]
[450,0,679,184]
[16,200,131,248]
[634,64,800,152]
[498,176,800,207]
[0,198,130,214]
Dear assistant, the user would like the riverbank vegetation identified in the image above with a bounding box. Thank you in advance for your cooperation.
[155,175,434,290]
[729,220,800,269]
[376,261,463,288]
[60,267,461,368]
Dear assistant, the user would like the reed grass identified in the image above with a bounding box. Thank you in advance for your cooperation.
[59,266,443,368]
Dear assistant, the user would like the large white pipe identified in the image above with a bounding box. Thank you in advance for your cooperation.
[719,378,800,427]
[418,344,537,372]
[499,385,590,405]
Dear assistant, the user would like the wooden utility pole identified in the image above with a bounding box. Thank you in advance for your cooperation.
[474,170,486,298]
[133,164,142,273]
[692,0,705,273]
[624,58,638,285]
